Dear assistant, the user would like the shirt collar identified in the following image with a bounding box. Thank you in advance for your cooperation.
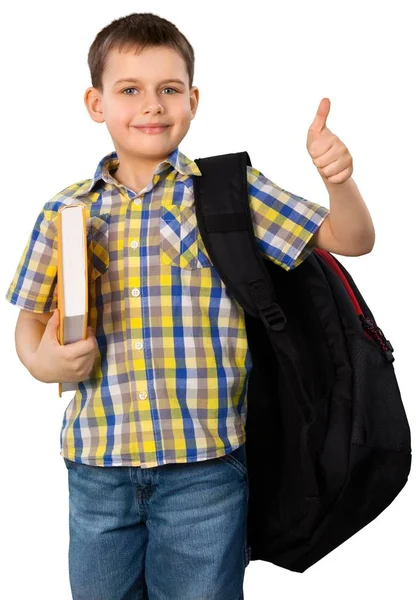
[72,146,202,199]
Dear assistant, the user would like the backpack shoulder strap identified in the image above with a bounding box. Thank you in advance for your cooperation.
[193,151,318,463]
[193,151,286,332]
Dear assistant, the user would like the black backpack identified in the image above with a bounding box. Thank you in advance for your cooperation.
[192,151,412,573]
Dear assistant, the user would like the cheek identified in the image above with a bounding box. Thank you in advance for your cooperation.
[175,105,193,126]
[106,99,135,124]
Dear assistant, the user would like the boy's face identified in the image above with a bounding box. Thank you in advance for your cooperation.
[84,45,199,170]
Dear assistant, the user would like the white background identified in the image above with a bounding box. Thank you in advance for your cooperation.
[1,1,416,598]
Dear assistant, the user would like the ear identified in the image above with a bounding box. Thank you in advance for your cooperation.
[189,86,199,119]
[84,87,105,124]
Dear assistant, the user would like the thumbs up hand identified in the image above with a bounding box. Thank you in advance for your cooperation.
[30,308,99,384]
[306,98,353,184]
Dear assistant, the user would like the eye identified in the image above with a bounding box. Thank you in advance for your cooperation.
[122,87,179,95]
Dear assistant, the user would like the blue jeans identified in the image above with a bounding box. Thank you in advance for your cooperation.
[63,444,250,600]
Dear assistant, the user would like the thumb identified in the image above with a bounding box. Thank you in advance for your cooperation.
[44,308,61,342]
[86,325,95,338]
[48,308,59,326]
[307,97,331,149]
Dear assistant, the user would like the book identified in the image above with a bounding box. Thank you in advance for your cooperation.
[56,204,89,397]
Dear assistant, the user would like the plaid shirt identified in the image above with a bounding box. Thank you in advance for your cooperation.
[5,147,329,467]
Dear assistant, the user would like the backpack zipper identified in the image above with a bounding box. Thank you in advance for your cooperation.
[359,315,394,362]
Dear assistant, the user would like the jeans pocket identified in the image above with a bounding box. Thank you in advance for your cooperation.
[218,444,248,478]
[63,457,76,470]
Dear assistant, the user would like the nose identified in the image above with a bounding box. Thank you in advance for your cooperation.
[143,102,163,115]
[141,90,164,111]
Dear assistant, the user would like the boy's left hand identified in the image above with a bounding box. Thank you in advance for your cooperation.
[306,97,353,184]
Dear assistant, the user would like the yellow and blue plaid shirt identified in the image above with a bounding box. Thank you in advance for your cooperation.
[5,146,329,467]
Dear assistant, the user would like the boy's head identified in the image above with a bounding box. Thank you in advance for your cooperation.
[84,13,199,171]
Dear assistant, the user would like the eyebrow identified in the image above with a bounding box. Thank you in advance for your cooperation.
[113,78,186,87]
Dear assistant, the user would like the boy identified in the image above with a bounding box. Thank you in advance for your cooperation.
[5,11,375,600]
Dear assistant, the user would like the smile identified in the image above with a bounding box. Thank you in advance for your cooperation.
[133,126,170,134]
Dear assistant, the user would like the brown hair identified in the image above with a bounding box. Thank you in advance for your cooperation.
[87,12,195,93]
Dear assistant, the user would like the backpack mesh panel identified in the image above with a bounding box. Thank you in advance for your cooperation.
[347,331,409,452]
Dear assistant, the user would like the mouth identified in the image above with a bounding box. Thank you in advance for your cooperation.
[133,125,170,134]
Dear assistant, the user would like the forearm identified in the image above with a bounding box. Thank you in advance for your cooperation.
[15,319,46,379]
[322,176,376,252]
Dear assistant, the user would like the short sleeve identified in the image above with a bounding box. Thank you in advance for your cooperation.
[5,204,59,313]
[247,165,330,271]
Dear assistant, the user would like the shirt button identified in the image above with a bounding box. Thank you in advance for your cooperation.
[131,240,139,249]
[132,288,141,297]
[139,391,148,400]
[135,341,144,350]
[134,197,142,205]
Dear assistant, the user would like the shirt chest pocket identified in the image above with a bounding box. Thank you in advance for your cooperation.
[86,213,110,280]
[160,204,213,270]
